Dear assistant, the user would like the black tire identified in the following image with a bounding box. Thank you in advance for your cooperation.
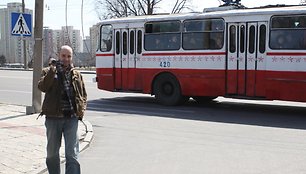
[153,73,189,106]
[192,96,217,103]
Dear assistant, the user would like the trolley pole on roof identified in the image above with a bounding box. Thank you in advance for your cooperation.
[26,0,43,114]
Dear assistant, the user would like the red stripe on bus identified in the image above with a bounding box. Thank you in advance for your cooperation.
[96,67,306,102]
[267,52,306,56]
[96,53,115,57]
[142,52,226,56]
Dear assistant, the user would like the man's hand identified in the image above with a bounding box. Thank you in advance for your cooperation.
[48,58,57,72]
[49,64,56,72]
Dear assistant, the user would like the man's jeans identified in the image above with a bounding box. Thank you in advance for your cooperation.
[45,116,80,174]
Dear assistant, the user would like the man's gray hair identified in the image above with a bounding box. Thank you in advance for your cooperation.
[60,45,73,55]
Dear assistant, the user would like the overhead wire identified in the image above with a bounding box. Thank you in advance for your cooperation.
[81,0,91,58]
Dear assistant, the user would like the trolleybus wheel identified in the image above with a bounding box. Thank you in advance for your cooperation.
[153,73,189,106]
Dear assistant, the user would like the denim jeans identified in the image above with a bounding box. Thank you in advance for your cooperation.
[45,116,80,174]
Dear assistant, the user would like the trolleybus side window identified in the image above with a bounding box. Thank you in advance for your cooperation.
[270,15,306,49]
[183,19,224,50]
[100,25,113,52]
[259,25,266,53]
[229,25,236,53]
[240,25,245,53]
[115,31,120,54]
[137,30,142,54]
[249,26,255,54]
[144,21,181,51]
[130,30,135,54]
[123,32,128,55]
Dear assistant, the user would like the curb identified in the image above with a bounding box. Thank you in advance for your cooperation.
[36,119,94,174]
[0,68,96,74]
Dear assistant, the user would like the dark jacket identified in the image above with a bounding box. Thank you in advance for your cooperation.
[38,66,87,120]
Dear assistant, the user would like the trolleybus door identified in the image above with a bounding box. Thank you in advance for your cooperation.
[227,22,264,96]
[114,29,123,89]
[246,22,267,97]
[226,24,239,94]
[115,28,143,91]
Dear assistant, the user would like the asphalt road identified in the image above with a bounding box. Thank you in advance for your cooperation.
[1,70,306,174]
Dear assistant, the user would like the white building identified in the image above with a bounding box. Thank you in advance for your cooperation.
[90,24,100,58]
[50,26,82,54]
[83,36,91,53]
[60,26,82,53]
[42,27,56,66]
[0,2,33,65]
[52,29,62,54]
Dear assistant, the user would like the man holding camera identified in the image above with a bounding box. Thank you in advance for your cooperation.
[38,45,87,174]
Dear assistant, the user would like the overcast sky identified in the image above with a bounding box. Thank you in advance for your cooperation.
[1,0,302,37]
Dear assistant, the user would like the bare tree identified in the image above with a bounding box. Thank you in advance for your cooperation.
[171,0,188,14]
[95,0,190,20]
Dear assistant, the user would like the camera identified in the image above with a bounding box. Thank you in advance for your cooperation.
[49,58,62,67]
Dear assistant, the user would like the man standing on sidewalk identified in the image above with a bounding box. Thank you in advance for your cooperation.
[38,45,87,174]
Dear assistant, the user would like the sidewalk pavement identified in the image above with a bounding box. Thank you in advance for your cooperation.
[0,103,93,174]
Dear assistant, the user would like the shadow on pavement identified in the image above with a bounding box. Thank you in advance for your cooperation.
[86,96,306,130]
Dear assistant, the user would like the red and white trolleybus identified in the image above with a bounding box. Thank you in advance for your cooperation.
[95,4,306,105]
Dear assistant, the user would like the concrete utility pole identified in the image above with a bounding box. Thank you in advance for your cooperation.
[22,0,27,69]
[26,0,43,114]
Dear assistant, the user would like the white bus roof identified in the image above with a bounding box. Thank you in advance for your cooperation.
[98,5,306,26]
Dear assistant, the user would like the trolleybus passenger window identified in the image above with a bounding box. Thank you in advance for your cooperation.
[101,25,113,52]
[137,30,142,54]
[249,26,255,54]
[183,19,224,50]
[145,21,180,33]
[229,25,236,53]
[115,31,120,54]
[130,31,135,54]
[144,21,181,51]
[240,25,245,53]
[259,25,266,53]
[270,15,306,49]
[123,32,127,55]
